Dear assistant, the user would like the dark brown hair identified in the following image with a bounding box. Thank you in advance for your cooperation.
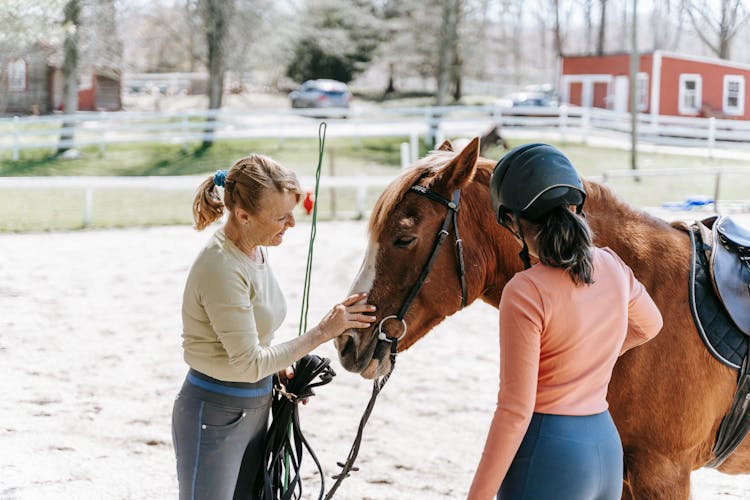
[526,206,594,285]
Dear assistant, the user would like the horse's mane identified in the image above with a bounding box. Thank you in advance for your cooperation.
[369,150,456,236]
[369,150,667,240]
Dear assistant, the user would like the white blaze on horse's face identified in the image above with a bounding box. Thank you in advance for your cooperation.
[348,239,378,302]
[335,239,379,358]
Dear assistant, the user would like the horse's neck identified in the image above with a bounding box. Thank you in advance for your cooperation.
[464,183,524,307]
[584,190,689,290]
[469,179,687,306]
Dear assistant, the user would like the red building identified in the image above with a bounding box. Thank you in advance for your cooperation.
[560,51,750,120]
[3,43,121,115]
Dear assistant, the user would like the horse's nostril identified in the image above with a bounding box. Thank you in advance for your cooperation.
[339,335,356,359]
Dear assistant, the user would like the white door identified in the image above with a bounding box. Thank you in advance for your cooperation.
[613,76,629,112]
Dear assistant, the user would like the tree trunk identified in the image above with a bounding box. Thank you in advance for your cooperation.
[201,0,233,149]
[57,0,80,156]
[553,0,563,57]
[597,0,607,55]
[584,0,592,53]
[385,62,396,96]
[436,0,457,107]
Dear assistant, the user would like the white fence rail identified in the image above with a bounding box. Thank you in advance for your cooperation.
[4,105,750,160]
[2,166,748,228]
[0,175,393,227]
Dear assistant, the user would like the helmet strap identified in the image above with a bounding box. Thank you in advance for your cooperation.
[513,212,532,270]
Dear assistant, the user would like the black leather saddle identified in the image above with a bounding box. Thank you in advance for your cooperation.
[688,216,750,369]
[687,216,750,468]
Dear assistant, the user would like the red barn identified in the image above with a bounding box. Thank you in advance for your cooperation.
[2,43,121,115]
[560,50,750,119]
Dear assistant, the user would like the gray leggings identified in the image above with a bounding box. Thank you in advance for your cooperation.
[171,369,272,500]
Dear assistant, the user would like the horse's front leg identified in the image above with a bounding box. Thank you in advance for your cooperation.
[622,447,692,500]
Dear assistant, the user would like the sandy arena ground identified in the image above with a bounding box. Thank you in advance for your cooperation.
[2,215,750,499]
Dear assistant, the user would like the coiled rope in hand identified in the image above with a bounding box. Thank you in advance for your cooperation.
[258,354,336,500]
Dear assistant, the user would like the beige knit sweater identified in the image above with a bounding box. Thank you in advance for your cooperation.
[181,229,296,382]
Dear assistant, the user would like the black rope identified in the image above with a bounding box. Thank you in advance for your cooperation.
[258,354,336,500]
[324,340,399,500]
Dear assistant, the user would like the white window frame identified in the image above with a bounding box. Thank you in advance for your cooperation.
[723,74,745,116]
[678,73,702,115]
[7,59,27,92]
[637,72,649,111]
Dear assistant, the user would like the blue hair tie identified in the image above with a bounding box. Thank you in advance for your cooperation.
[213,170,227,187]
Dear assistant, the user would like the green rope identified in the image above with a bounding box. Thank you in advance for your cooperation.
[297,122,326,336]
[284,121,327,494]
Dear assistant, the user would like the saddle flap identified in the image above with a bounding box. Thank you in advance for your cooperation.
[717,216,750,249]
[710,217,750,335]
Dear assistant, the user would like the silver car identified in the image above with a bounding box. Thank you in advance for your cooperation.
[289,79,352,109]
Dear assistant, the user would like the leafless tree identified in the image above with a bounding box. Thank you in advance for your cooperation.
[58,0,80,155]
[686,0,749,59]
[596,0,607,54]
[199,0,234,149]
[436,0,462,106]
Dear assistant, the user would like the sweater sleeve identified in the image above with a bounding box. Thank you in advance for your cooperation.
[610,251,664,354]
[200,264,297,382]
[468,275,543,499]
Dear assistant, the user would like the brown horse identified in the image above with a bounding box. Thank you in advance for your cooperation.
[333,138,750,498]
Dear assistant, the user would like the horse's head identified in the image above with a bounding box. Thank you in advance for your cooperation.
[336,138,518,378]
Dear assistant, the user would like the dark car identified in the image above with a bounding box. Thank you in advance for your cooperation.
[289,79,352,109]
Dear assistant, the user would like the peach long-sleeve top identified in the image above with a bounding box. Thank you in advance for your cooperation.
[468,247,663,499]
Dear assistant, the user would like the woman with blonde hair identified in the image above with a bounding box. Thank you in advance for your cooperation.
[172,154,376,500]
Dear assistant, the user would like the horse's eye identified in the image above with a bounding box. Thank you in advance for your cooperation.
[394,236,416,248]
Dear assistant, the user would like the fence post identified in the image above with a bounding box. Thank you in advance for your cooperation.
[84,187,93,228]
[181,112,189,153]
[714,168,722,213]
[559,105,568,143]
[400,142,410,169]
[425,107,440,148]
[12,116,19,161]
[355,184,366,220]
[329,148,336,219]
[707,117,716,159]
[410,131,418,163]
[581,108,590,145]
[98,112,106,157]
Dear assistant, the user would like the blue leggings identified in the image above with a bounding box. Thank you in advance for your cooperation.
[498,411,623,500]
[171,369,272,500]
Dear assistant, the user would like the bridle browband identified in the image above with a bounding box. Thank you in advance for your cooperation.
[324,183,468,499]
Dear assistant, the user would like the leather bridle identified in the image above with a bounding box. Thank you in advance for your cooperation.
[376,184,468,353]
[325,183,468,499]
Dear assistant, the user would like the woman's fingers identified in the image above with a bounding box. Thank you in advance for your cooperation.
[346,303,377,314]
[340,292,368,306]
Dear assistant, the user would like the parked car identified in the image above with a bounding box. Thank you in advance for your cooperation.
[288,79,352,110]
[496,91,558,109]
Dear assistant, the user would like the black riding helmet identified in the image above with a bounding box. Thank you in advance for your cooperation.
[490,143,586,269]
[490,143,586,224]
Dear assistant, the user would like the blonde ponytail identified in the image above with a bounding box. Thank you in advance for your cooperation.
[192,175,225,231]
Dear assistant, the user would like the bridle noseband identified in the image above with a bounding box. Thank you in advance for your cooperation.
[377,184,468,351]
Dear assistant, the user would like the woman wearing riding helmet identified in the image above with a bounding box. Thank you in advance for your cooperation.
[467,143,663,499]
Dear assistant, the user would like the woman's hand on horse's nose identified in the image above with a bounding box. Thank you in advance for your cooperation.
[318,293,377,340]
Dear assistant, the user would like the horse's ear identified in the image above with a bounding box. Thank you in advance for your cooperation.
[437,139,454,152]
[437,137,479,190]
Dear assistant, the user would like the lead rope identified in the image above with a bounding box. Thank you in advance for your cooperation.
[259,123,329,500]
[324,340,399,500]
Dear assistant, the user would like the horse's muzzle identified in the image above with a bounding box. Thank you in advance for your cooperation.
[335,329,388,377]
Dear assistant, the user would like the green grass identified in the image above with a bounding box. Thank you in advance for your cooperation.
[0,136,407,177]
[1,135,749,232]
